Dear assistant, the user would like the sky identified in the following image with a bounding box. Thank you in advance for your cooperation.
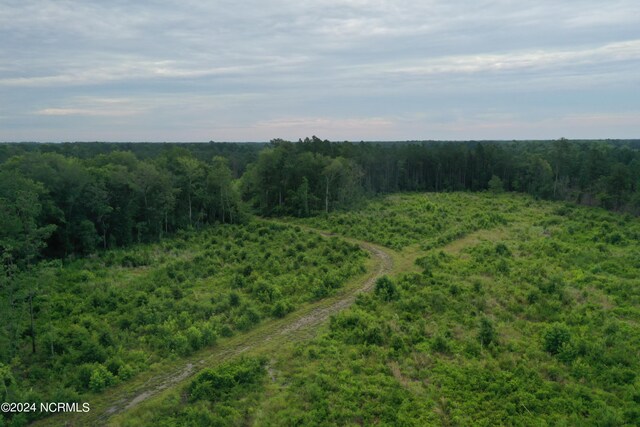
[1,0,639,142]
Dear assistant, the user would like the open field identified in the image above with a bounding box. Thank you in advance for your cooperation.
[3,221,368,426]
[4,192,640,426]
[109,193,640,426]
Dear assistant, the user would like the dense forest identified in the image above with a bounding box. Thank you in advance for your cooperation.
[1,139,640,426]
[243,137,640,215]
[1,138,639,265]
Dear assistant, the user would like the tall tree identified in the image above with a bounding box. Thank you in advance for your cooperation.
[0,169,55,357]
[205,156,240,223]
[175,156,205,227]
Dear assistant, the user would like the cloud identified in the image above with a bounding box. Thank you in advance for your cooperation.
[32,97,147,117]
[0,58,307,88]
[378,40,640,77]
[1,0,639,141]
[35,108,132,117]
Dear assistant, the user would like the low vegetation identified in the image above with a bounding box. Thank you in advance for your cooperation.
[122,193,640,426]
[298,192,515,250]
[0,222,366,425]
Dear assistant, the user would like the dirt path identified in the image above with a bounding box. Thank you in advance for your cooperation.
[278,243,392,336]
[35,228,393,427]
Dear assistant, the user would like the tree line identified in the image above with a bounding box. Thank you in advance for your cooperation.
[1,137,639,269]
[239,136,640,215]
[0,148,243,273]
[291,137,639,207]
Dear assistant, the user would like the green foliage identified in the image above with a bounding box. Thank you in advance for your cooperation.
[167,192,640,426]
[123,357,267,427]
[271,300,294,318]
[0,150,244,260]
[2,139,640,426]
[374,276,399,301]
[240,140,363,216]
[478,317,496,347]
[330,309,385,346]
[0,221,365,412]
[299,192,513,250]
[0,169,55,267]
[431,334,452,353]
[543,323,571,355]
[188,357,265,402]
[495,242,511,256]
[488,174,504,193]
[0,363,16,401]
[88,365,115,392]
[2,139,639,262]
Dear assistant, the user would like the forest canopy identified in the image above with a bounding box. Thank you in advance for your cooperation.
[1,138,638,264]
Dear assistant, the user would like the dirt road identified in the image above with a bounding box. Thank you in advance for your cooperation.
[34,230,393,427]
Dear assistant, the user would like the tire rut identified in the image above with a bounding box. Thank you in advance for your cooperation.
[53,229,393,426]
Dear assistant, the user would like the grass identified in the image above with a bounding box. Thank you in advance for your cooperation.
[31,234,385,427]
[110,192,640,426]
[21,192,640,426]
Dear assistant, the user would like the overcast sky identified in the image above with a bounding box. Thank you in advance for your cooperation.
[1,0,639,142]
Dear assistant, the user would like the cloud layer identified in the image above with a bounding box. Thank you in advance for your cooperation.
[1,0,638,141]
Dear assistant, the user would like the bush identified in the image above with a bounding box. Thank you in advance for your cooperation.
[495,243,511,256]
[220,324,234,337]
[271,300,294,318]
[120,252,151,267]
[375,276,399,301]
[0,363,15,401]
[431,334,451,353]
[76,339,108,364]
[89,365,115,392]
[229,292,241,307]
[186,326,204,351]
[478,318,496,347]
[188,357,265,402]
[236,309,261,331]
[170,333,191,356]
[543,323,571,355]
[118,364,135,381]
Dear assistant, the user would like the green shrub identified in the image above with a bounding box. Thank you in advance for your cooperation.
[170,333,191,356]
[375,276,399,301]
[431,334,451,353]
[495,243,511,256]
[186,326,204,351]
[543,323,572,355]
[478,318,496,347]
[188,357,265,402]
[272,300,294,318]
[229,292,241,307]
[89,365,115,392]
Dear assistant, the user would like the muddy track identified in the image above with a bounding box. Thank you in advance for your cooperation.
[38,227,393,427]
